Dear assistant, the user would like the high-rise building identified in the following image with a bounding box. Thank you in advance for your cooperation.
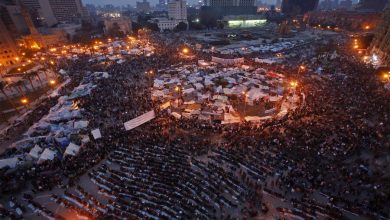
[204,0,255,7]
[202,0,257,16]
[45,0,87,23]
[168,0,187,20]
[19,0,87,26]
[136,0,151,13]
[356,0,388,12]
[339,0,352,9]
[0,18,19,67]
[370,5,390,65]
[281,0,319,16]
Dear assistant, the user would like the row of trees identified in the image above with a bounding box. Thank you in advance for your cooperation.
[0,70,53,113]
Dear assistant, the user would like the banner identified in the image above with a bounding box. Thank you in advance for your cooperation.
[160,101,171,110]
[212,57,244,65]
[124,110,155,131]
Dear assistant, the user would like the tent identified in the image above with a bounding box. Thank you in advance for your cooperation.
[74,120,89,129]
[91,129,102,139]
[29,145,43,159]
[64,143,81,157]
[0,157,21,169]
[38,149,56,164]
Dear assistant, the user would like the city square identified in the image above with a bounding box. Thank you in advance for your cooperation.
[0,0,390,220]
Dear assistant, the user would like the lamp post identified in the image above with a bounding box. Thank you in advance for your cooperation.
[383,72,390,82]
[20,97,29,110]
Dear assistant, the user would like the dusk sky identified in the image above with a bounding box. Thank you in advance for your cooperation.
[82,0,277,7]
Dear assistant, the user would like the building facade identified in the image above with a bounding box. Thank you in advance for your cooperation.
[104,16,132,35]
[19,0,87,26]
[281,0,319,16]
[304,10,381,31]
[0,19,19,67]
[168,0,187,20]
[355,0,388,12]
[136,0,151,13]
[204,0,255,7]
[370,6,390,66]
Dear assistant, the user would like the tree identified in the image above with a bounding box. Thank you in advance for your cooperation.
[23,74,36,91]
[107,22,124,38]
[132,22,143,34]
[174,22,188,32]
[12,80,27,97]
[146,22,160,32]
[0,81,19,113]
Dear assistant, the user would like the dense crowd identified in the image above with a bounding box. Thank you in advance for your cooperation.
[0,33,389,219]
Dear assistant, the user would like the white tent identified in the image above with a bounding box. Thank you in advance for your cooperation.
[38,149,56,164]
[29,145,43,159]
[171,112,182,119]
[91,129,102,139]
[74,120,89,129]
[0,157,21,169]
[222,113,241,124]
[64,143,81,157]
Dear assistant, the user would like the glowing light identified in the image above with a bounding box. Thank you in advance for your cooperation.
[299,65,305,70]
[15,57,20,61]
[49,48,57,52]
[50,61,55,65]
[21,98,28,104]
[290,81,298,88]
[182,48,189,54]
[30,42,40,49]
[365,25,370,30]
[17,68,21,71]
[49,79,56,85]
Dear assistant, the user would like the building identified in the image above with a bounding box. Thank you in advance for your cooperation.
[104,16,132,35]
[19,0,87,26]
[154,0,188,32]
[168,0,187,20]
[281,0,319,16]
[202,0,257,16]
[19,5,67,49]
[0,2,29,37]
[355,0,388,12]
[220,15,266,28]
[0,19,19,67]
[204,0,255,7]
[370,6,390,66]
[136,0,151,13]
[339,0,352,10]
[46,0,87,23]
[304,10,381,31]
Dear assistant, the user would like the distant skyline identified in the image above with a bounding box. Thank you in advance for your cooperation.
[81,0,277,7]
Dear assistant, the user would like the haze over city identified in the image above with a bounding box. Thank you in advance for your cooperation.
[0,0,389,219]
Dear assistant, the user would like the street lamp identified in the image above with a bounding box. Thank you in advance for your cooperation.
[49,79,56,85]
[383,72,390,82]
[20,97,29,110]
[182,48,189,54]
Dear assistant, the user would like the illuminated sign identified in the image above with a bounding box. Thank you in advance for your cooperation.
[227,19,267,28]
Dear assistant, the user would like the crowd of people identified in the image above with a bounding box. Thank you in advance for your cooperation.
[0,32,389,219]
